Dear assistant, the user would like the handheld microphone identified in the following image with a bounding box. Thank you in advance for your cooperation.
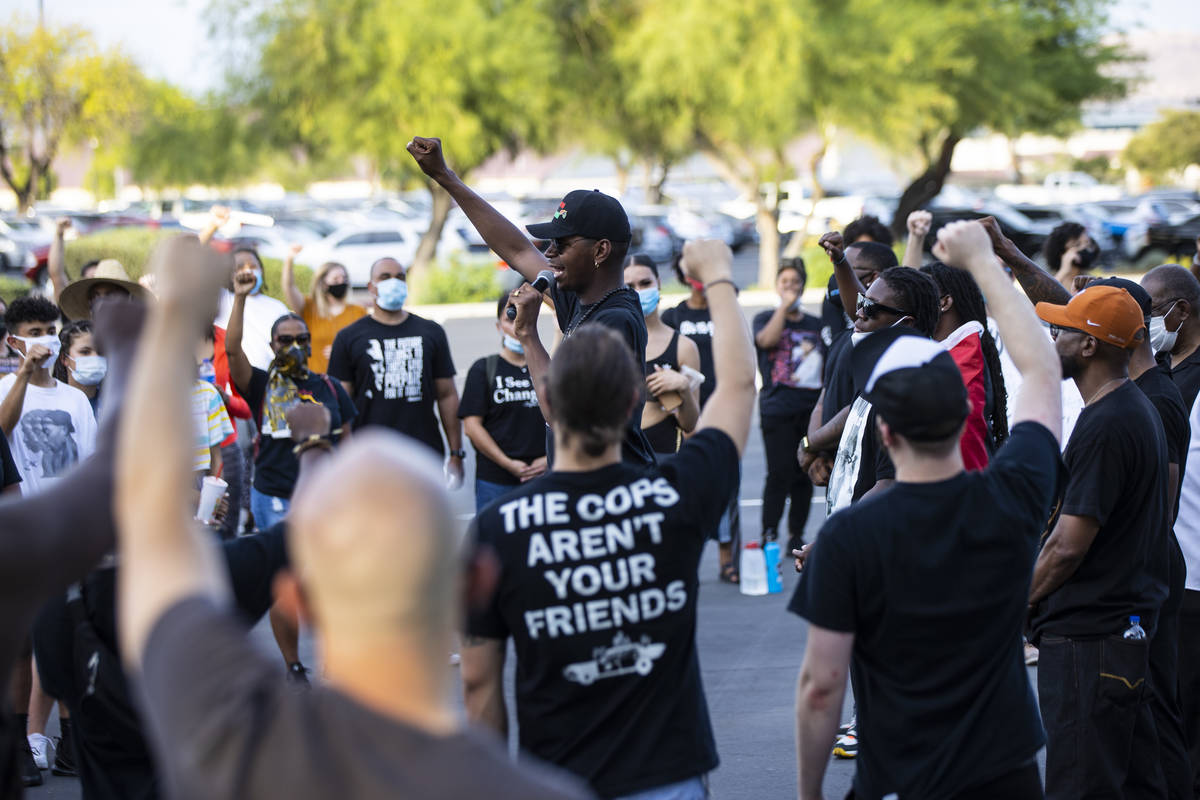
[507,270,556,319]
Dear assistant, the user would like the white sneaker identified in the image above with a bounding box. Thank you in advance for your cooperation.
[27,733,51,770]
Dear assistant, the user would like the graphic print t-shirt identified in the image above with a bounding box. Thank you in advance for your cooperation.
[458,355,546,486]
[243,368,357,498]
[0,375,97,496]
[661,302,715,407]
[752,311,825,418]
[327,315,455,455]
[468,429,738,798]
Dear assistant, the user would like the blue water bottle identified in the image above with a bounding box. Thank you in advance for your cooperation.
[1123,615,1146,641]
[763,541,783,594]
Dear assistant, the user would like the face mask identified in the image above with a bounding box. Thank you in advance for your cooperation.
[851,331,869,346]
[637,287,660,316]
[1150,306,1180,354]
[790,298,804,313]
[326,282,349,300]
[70,355,107,386]
[273,344,310,378]
[503,335,524,355]
[375,277,408,311]
[249,269,264,295]
[15,334,61,373]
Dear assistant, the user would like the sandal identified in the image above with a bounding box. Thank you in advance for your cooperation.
[719,562,739,584]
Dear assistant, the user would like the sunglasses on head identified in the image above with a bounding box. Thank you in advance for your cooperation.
[276,334,311,347]
[857,293,909,320]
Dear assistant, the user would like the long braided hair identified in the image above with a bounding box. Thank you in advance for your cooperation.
[876,267,941,338]
[920,262,1010,447]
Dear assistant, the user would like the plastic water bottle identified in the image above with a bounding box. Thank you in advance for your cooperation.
[1123,615,1146,641]
[740,542,768,596]
[198,358,217,384]
[763,541,783,594]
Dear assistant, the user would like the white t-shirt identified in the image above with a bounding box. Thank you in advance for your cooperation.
[0,374,98,496]
[215,290,291,371]
[1175,393,1200,591]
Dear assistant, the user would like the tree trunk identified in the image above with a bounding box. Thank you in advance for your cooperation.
[1008,137,1024,184]
[756,202,781,289]
[783,136,828,259]
[648,159,671,204]
[409,183,454,274]
[890,132,961,241]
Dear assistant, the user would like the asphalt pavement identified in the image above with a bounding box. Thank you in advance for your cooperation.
[26,248,1038,798]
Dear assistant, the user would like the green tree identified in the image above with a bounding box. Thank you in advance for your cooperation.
[0,19,149,210]
[871,0,1129,238]
[1123,110,1200,181]
[236,0,560,270]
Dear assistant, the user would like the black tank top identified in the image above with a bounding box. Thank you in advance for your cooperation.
[643,331,683,455]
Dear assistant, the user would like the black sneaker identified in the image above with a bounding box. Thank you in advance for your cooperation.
[20,735,43,787]
[52,720,78,778]
[287,661,311,685]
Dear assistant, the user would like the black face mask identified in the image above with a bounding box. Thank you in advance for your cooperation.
[326,283,349,300]
[1073,244,1100,271]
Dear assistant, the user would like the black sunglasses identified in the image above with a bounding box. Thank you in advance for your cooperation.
[276,334,312,347]
[857,293,909,320]
[1048,324,1090,340]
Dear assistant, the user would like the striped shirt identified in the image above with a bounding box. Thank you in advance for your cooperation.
[193,380,234,473]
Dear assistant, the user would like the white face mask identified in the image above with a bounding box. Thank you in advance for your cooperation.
[851,331,869,346]
[15,334,61,373]
[70,354,108,386]
[1149,304,1180,354]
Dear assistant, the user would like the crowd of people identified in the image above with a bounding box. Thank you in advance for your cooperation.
[0,132,1199,800]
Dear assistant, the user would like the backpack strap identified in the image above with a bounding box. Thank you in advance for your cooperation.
[485,354,500,402]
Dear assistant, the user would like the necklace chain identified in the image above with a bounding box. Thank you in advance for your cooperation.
[565,287,628,338]
[1085,376,1126,406]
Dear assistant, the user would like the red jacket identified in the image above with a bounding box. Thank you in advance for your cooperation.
[212,326,250,447]
[943,321,990,471]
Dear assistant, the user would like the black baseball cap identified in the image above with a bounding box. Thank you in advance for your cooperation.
[1088,276,1151,320]
[526,189,632,243]
[852,327,968,442]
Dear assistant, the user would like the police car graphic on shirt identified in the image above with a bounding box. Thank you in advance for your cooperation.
[563,632,666,685]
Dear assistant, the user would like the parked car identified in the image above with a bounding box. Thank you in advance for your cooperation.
[300,223,424,286]
[924,203,1056,259]
[1133,214,1200,262]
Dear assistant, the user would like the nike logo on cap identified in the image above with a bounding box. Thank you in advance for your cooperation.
[1086,320,1101,327]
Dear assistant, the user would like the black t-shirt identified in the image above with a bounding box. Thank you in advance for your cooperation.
[752,310,825,418]
[327,314,455,455]
[139,597,593,800]
[661,301,715,407]
[1136,364,1190,491]
[458,355,547,486]
[468,429,739,798]
[1160,347,1200,413]
[821,327,856,426]
[548,284,654,468]
[790,422,1061,800]
[1031,381,1170,640]
[0,430,19,490]
[243,368,357,498]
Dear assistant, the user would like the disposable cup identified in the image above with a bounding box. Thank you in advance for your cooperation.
[196,476,228,523]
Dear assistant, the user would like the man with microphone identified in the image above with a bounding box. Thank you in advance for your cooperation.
[408,136,656,467]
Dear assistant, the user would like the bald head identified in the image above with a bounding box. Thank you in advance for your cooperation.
[1142,264,1200,308]
[370,258,406,283]
[288,431,457,644]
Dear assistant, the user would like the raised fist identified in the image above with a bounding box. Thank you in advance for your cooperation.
[56,217,72,236]
[907,210,932,238]
[146,234,231,322]
[232,269,258,297]
[210,205,231,226]
[680,239,734,287]
[932,221,993,270]
[818,231,845,264]
[286,401,332,442]
[407,136,450,180]
[287,243,304,258]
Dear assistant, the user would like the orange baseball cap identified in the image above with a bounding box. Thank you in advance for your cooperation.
[1035,285,1146,349]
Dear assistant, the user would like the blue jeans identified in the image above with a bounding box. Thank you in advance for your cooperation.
[614,776,707,800]
[250,487,290,531]
[475,478,516,514]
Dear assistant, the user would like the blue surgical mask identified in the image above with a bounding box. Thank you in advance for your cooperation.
[375,277,408,311]
[637,287,660,316]
[503,335,524,355]
[70,355,107,386]
[249,269,264,295]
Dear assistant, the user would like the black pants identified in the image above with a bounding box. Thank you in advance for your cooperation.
[843,761,1043,799]
[760,412,814,549]
[1151,541,1194,800]
[1038,634,1166,799]
[1181,589,1200,797]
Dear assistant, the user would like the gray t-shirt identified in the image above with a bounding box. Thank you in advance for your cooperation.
[138,597,595,800]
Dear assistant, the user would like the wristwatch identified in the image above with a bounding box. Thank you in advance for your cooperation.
[449,449,467,459]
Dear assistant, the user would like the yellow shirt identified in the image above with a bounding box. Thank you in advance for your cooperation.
[302,301,366,374]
